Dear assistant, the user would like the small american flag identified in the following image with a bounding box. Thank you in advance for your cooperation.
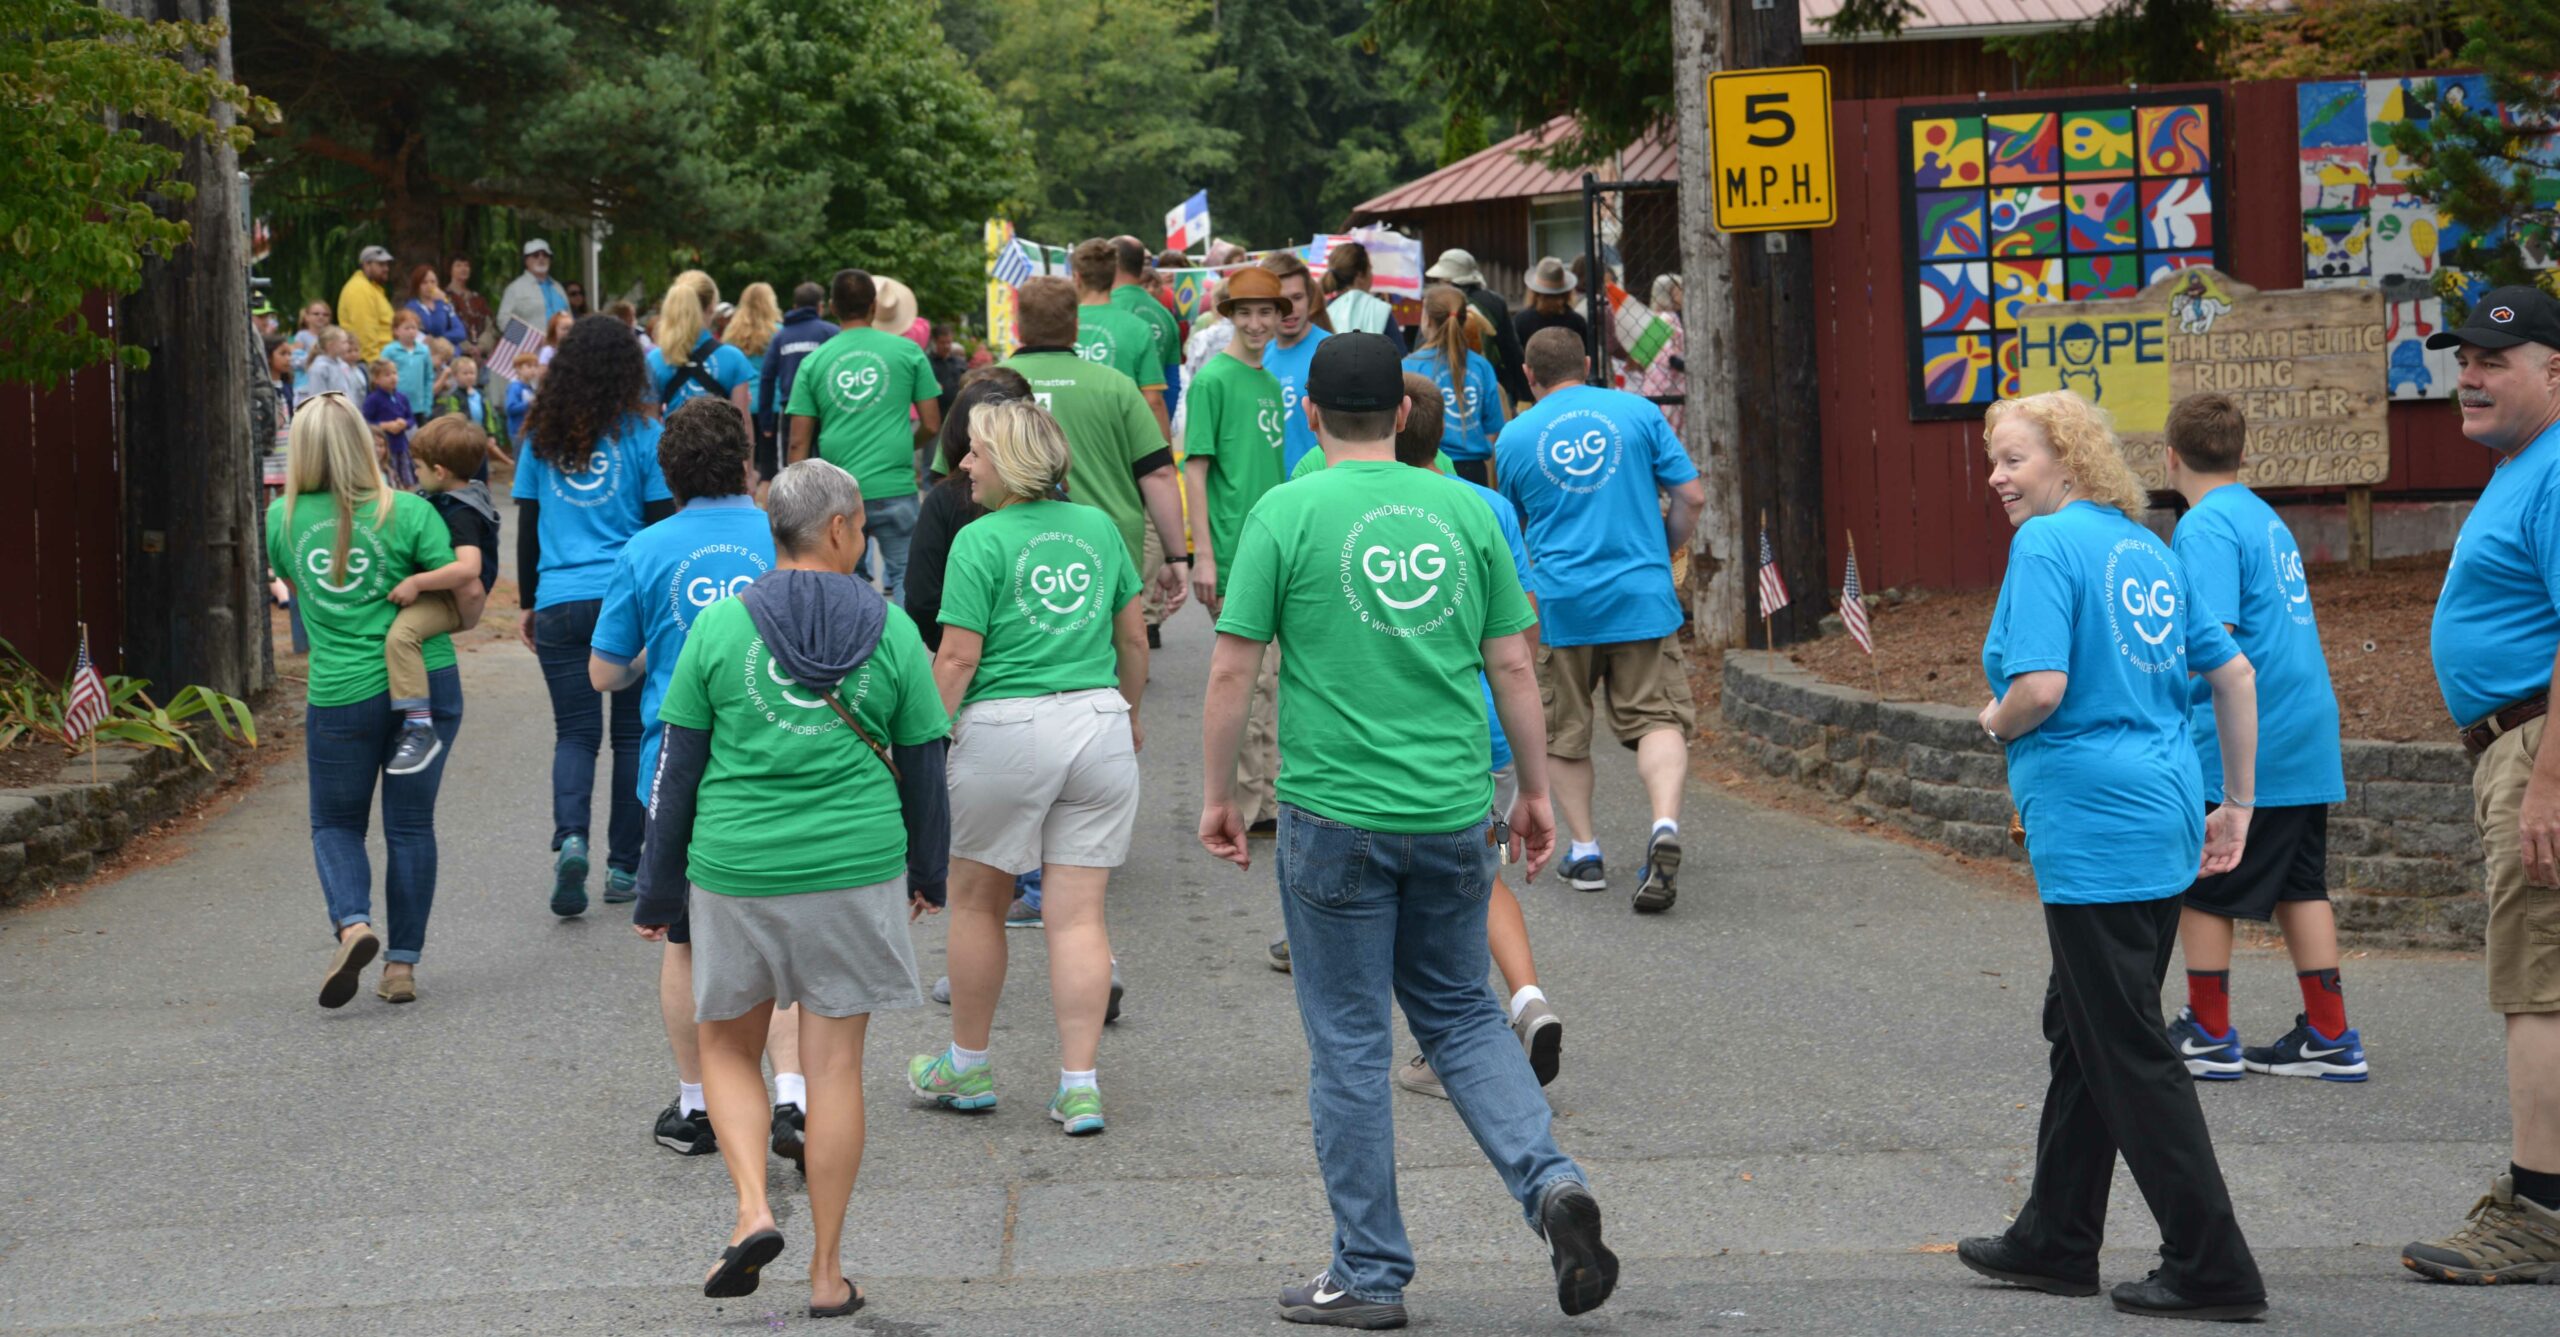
[1842,539,1873,656]
[63,626,110,744]
[488,317,541,379]
[1756,521,1791,618]
[993,238,1036,288]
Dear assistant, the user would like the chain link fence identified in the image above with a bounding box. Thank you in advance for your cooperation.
[1581,177,1685,421]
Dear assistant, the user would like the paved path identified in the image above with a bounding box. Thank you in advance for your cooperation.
[1,580,2548,1333]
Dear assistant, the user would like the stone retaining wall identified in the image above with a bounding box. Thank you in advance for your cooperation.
[1721,652,2485,947]
[0,735,248,909]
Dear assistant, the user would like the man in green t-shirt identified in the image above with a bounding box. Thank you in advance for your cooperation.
[1110,234,1182,380]
[1000,276,1190,625]
[1069,239,1170,446]
[783,267,943,602]
[1197,332,1616,1329]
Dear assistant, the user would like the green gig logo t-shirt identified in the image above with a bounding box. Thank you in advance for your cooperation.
[1214,461,1536,832]
[937,500,1141,707]
[654,597,949,896]
[264,490,459,707]
[1182,354,1285,598]
[999,351,1163,572]
[1111,284,1182,368]
[1074,304,1167,389]
[783,326,939,500]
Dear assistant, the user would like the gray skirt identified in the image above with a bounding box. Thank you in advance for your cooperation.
[689,877,925,1022]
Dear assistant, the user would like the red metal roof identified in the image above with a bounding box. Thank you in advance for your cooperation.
[1349,118,1677,219]
[1802,0,2284,39]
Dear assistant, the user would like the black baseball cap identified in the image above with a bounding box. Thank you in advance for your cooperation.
[1306,332,1407,412]
[2426,285,2560,351]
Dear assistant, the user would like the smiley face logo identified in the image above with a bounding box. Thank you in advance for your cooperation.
[1030,560,1094,614]
[1076,326,1117,364]
[1012,531,1111,635]
[826,352,890,412]
[1534,410,1623,493]
[1338,502,1471,638]
[1362,542,1446,610]
[2102,537,2186,673]
[292,516,390,611]
[1254,400,1284,443]
[742,636,873,734]
[304,542,372,595]
[560,449,613,492]
[2267,521,2312,626]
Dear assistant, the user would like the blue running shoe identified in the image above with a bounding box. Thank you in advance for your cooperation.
[551,834,590,918]
[2242,1013,2368,1082]
[1562,854,1606,893]
[2168,1007,2244,1081]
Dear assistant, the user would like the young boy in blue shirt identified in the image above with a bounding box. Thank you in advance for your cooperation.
[2162,392,2366,1082]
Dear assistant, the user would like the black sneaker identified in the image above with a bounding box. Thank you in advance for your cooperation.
[2109,1271,2267,1321]
[654,1100,716,1155]
[385,721,443,776]
[1278,1271,1407,1329]
[1534,1179,1619,1316]
[602,868,638,904]
[1562,853,1607,892]
[1146,622,1163,649]
[770,1102,805,1165]
[1632,831,1680,913]
[1954,1234,2099,1297]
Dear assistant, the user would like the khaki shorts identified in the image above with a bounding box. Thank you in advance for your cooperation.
[2473,714,2560,1013]
[1536,635,1697,760]
[949,688,1140,875]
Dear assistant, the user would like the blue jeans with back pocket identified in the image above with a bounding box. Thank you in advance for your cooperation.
[306,666,462,963]
[1274,803,1585,1304]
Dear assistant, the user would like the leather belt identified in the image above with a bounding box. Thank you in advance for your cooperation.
[2462,695,2549,756]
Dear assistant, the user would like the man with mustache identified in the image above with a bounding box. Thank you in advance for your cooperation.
[2410,286,2560,1284]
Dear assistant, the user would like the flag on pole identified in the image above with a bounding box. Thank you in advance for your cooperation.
[993,238,1035,288]
[489,317,541,379]
[63,625,109,745]
[1165,190,1211,251]
[1610,293,1675,369]
[1757,521,1791,618]
[1842,537,1873,656]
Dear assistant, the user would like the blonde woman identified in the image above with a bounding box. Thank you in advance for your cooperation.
[647,269,757,435]
[262,393,467,1008]
[725,281,784,443]
[909,400,1146,1137]
[1957,390,2268,1320]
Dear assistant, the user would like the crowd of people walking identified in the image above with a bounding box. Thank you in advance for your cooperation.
[255,224,2560,1328]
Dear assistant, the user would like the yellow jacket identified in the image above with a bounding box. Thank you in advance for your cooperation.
[338,271,394,361]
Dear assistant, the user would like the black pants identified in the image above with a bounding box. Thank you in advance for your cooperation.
[2005,895,2264,1302]
[1450,458,1491,487]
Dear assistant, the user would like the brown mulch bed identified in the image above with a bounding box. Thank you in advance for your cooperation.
[1786,555,2451,743]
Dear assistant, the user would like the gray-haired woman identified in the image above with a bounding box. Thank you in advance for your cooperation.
[633,458,951,1320]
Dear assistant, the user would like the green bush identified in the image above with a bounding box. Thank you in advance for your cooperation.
[0,638,257,772]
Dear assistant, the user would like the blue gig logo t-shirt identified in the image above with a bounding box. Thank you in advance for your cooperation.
[1261,328,1331,474]
[2173,484,2345,807]
[2432,419,2560,729]
[1459,476,1533,772]
[511,413,674,606]
[646,338,758,412]
[591,495,776,800]
[1493,384,1698,648]
[1982,501,2241,904]
[1402,349,1508,462]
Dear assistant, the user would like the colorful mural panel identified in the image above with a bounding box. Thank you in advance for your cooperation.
[1986,112,2061,183]
[1988,187,2062,257]
[1916,191,1988,259]
[1917,262,1993,332]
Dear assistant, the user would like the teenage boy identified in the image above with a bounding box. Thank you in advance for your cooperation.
[1200,332,1615,1329]
[784,268,942,601]
[590,399,805,1163]
[2159,393,2364,1083]
[383,418,502,780]
[1494,327,1707,912]
[1070,239,1171,444]
[1257,253,1333,476]
[1111,235,1184,418]
[1181,267,1288,838]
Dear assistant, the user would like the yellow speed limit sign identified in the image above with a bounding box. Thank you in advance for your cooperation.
[1708,65,1836,232]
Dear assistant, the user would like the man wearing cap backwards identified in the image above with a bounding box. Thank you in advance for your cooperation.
[497,239,571,344]
[2407,285,2560,1284]
[1200,331,1617,1328]
[1496,327,1706,914]
[337,245,397,361]
[1427,247,1529,410]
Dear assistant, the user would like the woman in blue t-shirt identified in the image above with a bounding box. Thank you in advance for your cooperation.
[1957,390,2269,1320]
[1404,285,1508,485]
[645,269,757,436]
[514,315,676,914]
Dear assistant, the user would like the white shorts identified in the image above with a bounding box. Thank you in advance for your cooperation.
[948,688,1140,875]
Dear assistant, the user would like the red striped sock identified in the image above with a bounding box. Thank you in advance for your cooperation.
[2299,968,2347,1039]
[2187,970,2231,1036]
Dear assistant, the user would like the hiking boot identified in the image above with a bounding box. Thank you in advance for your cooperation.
[1394,1053,1448,1100]
[385,721,443,776]
[1632,831,1680,913]
[2109,1270,2267,1320]
[1278,1271,1406,1329]
[1514,998,1563,1086]
[2401,1175,2560,1284]
[602,868,638,904]
[550,834,589,917]
[1954,1234,2099,1296]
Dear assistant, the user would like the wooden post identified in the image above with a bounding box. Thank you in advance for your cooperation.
[2346,485,2374,571]
[1668,0,1746,646]
[1726,0,1826,647]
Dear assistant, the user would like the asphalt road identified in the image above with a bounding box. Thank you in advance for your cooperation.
[0,532,2548,1333]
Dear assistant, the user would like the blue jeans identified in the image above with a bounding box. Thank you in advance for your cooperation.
[533,597,645,869]
[864,491,921,605]
[1275,803,1585,1303]
[307,666,462,963]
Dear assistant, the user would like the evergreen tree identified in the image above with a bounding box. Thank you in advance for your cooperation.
[2390,0,2560,305]
[1204,0,1441,245]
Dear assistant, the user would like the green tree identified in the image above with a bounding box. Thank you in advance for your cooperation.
[711,0,1032,320]
[1204,0,1443,244]
[2224,0,2471,79]
[2390,0,2560,304]
[973,0,1237,242]
[1365,0,1672,169]
[2,0,267,387]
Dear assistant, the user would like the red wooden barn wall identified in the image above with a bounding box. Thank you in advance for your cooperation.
[1811,78,2493,594]
[0,295,125,677]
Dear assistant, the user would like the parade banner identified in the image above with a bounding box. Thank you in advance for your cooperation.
[982,222,1428,329]
[985,219,1021,360]
[2016,267,2388,488]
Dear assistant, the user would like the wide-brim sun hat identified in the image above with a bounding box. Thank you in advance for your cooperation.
[1216,267,1292,317]
[1525,257,1578,296]
[1426,248,1483,286]
[871,277,919,334]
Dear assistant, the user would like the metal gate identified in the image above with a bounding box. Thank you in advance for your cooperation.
[1581,175,1684,412]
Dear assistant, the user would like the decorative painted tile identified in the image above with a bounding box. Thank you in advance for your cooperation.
[2296,80,2366,149]
[1994,331,2023,398]
[1987,186,2063,257]
[1915,191,1988,259]
[2140,176,2214,249]
[1917,262,1993,332]
[2143,251,2215,285]
[1912,117,1984,189]
[2369,196,2442,280]
[2298,146,2371,213]
[2062,109,2135,176]
[1986,112,2061,183]
[1992,259,2063,328]
[2137,104,2211,176]
[2302,209,2372,285]
[1922,334,1999,405]
[2064,180,2137,252]
[2067,254,2143,301]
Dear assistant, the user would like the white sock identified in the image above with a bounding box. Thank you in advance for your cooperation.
[1060,1068,1098,1092]
[772,1071,806,1112]
[1569,840,1602,862]
[1652,818,1679,840]
[678,1082,706,1116]
[950,1042,990,1071]
[1509,985,1548,1023]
